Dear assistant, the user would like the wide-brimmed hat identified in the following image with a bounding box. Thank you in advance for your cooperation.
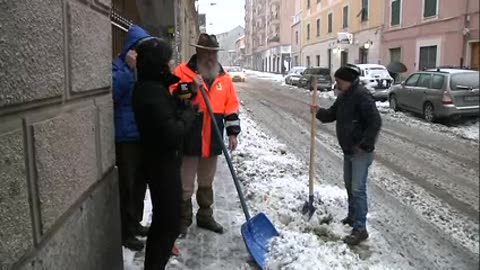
[191,33,223,51]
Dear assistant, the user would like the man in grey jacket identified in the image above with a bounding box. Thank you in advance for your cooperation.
[312,64,382,245]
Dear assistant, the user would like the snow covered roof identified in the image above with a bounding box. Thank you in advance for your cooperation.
[356,64,388,69]
[425,68,478,74]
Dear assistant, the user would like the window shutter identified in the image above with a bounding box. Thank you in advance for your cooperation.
[361,0,369,21]
[424,0,437,18]
[391,0,401,26]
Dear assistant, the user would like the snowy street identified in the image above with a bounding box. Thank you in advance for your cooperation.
[234,72,479,269]
[124,73,478,270]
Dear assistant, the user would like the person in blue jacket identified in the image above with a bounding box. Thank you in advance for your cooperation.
[112,24,152,251]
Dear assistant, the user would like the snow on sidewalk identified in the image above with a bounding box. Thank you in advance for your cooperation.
[233,113,412,270]
[376,101,479,142]
[123,112,412,269]
[245,70,284,83]
[123,165,254,269]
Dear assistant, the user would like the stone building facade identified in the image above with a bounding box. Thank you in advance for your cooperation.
[0,0,122,269]
[234,35,246,67]
[216,26,245,66]
[244,0,295,72]
[301,0,384,73]
[126,0,200,64]
[291,0,303,67]
[382,0,480,75]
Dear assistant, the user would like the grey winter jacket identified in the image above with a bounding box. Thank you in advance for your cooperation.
[316,81,382,154]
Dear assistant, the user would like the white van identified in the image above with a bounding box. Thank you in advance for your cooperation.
[356,64,394,101]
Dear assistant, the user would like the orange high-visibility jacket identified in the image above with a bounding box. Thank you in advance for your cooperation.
[172,55,241,157]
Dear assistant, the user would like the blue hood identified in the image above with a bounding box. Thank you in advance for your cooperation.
[120,24,151,61]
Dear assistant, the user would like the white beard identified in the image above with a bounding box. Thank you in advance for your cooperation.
[198,62,220,80]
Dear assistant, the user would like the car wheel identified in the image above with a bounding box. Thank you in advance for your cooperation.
[423,102,436,122]
[389,95,400,111]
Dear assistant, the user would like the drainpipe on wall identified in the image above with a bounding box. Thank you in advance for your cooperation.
[461,0,470,67]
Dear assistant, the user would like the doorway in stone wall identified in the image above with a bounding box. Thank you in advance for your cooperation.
[359,48,368,64]
[470,42,480,70]
[341,51,348,66]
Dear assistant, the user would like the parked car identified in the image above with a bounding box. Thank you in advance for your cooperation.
[298,67,333,91]
[356,64,394,101]
[388,68,479,122]
[285,66,306,85]
[225,66,246,82]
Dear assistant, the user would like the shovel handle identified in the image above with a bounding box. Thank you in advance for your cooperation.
[198,85,251,221]
[309,77,318,197]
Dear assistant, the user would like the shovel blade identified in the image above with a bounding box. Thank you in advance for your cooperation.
[241,213,279,269]
[302,201,316,220]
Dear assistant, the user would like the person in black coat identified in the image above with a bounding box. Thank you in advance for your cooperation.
[311,64,382,246]
[132,38,195,269]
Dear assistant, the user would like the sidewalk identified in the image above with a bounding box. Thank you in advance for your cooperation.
[168,159,257,269]
[123,113,412,269]
[123,159,257,270]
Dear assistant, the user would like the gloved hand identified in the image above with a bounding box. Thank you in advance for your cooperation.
[173,82,197,100]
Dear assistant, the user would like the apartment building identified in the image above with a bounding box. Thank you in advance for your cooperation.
[245,0,295,72]
[382,0,480,74]
[291,0,303,66]
[301,0,384,73]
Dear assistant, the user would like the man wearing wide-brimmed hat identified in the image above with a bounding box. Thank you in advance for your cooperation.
[172,33,241,237]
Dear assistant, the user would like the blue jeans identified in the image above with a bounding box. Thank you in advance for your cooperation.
[344,151,374,230]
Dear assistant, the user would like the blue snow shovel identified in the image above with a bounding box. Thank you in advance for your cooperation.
[198,85,279,269]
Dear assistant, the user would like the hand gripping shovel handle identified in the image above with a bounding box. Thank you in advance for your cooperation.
[198,85,251,221]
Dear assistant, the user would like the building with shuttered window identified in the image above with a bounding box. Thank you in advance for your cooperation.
[300,0,384,74]
[382,0,480,75]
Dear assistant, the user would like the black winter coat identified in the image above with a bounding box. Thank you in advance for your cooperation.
[133,72,194,162]
[316,81,382,154]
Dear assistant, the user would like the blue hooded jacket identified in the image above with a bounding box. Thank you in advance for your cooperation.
[112,25,151,142]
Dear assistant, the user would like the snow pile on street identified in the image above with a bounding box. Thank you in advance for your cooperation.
[375,101,479,141]
[453,120,479,141]
[245,70,284,83]
[267,231,362,270]
[233,114,410,269]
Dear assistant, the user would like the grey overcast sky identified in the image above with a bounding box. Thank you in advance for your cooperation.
[197,0,245,35]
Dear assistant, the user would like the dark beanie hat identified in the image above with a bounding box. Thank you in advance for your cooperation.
[334,65,359,82]
[136,38,173,80]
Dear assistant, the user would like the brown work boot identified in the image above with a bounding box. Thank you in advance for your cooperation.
[179,199,193,238]
[196,186,224,234]
[344,228,369,246]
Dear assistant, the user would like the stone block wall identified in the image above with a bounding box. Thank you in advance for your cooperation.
[0,0,122,269]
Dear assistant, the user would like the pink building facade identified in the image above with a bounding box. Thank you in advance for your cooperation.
[382,0,479,76]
